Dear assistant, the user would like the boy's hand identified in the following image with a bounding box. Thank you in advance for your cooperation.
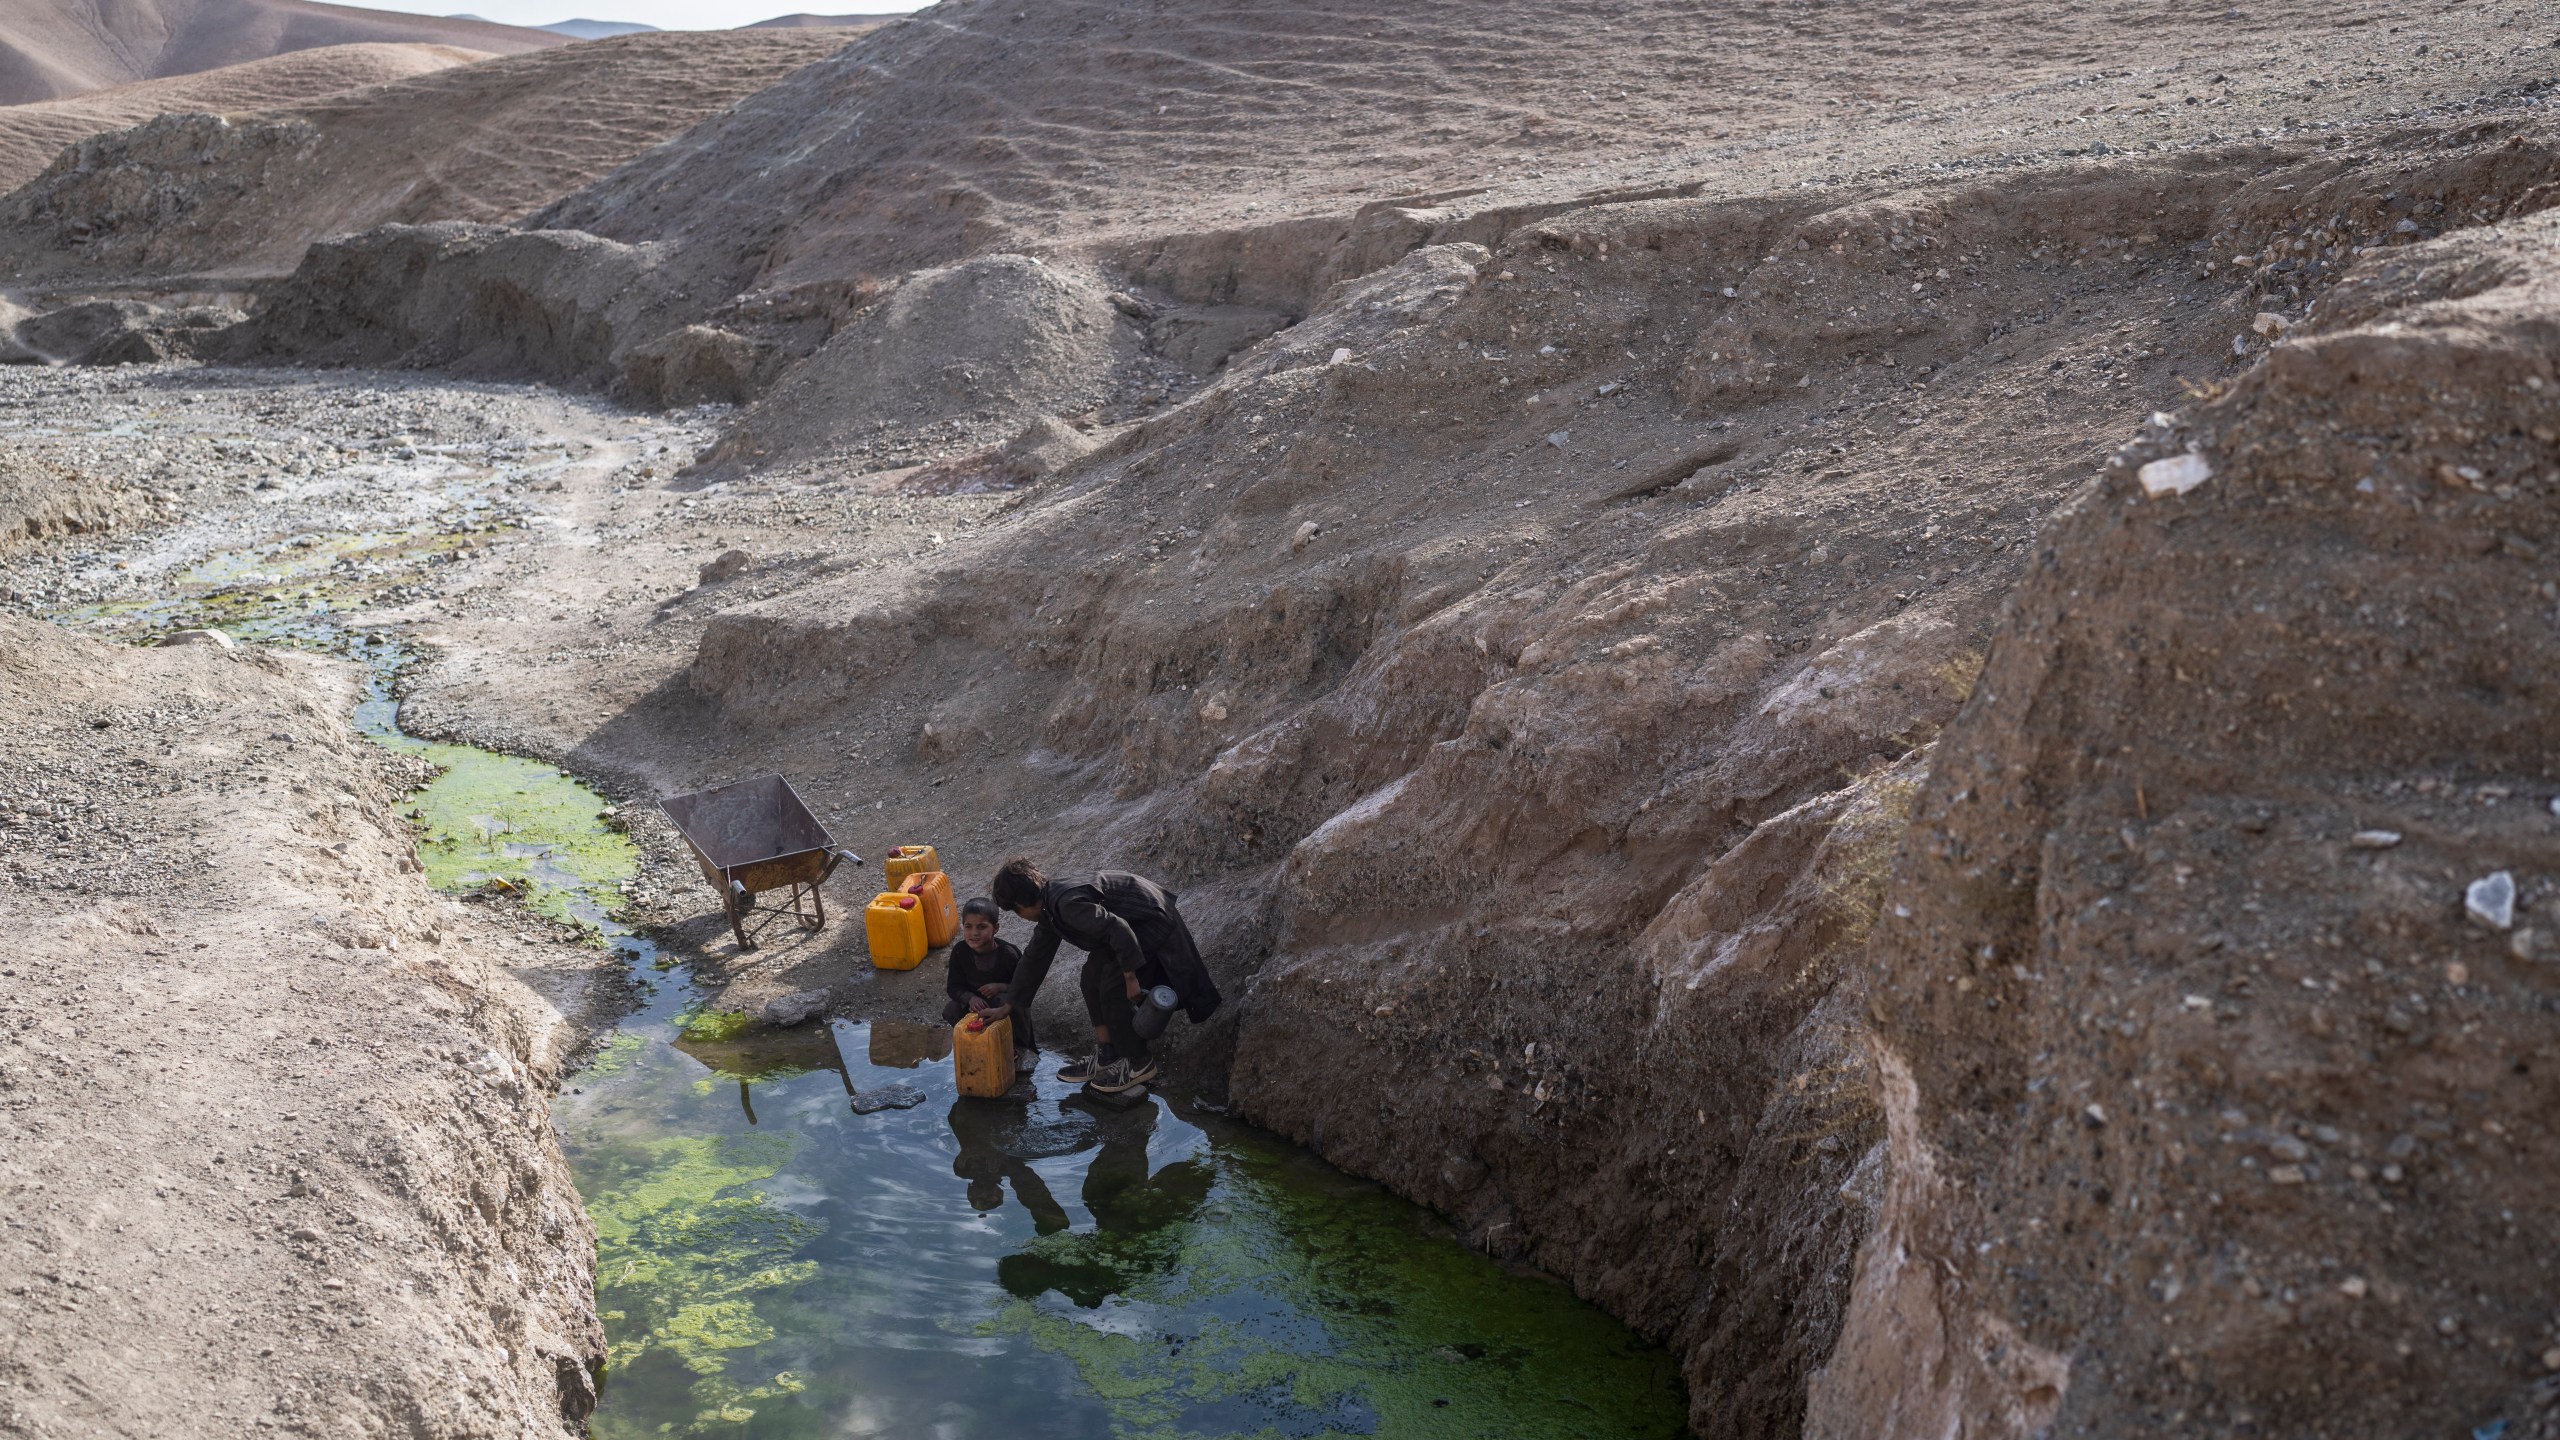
[966,995,990,1014]
[1124,972,1142,1002]
[983,1004,1010,1022]
[978,982,1005,998]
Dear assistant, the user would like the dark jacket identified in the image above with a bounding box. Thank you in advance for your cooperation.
[1020,871,1222,1023]
[945,936,1023,1010]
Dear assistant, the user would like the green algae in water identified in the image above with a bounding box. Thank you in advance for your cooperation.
[585,1132,821,1435]
[984,1122,1689,1440]
[389,742,638,927]
[680,1009,757,1045]
[564,1030,1689,1440]
[583,1033,651,1080]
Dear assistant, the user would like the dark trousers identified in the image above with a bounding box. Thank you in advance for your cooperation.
[942,988,1035,1051]
[1077,956,1165,1062]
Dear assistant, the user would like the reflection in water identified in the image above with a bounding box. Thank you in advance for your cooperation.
[565,1019,1687,1439]
[674,1027,847,1125]
[865,1020,952,1069]
[946,1095,1071,1235]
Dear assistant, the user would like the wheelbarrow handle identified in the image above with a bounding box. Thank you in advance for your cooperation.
[821,848,860,882]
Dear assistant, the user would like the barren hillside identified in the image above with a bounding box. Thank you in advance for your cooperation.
[532,0,2544,302]
[1813,206,2560,1440]
[6,0,2560,1437]
[0,30,854,283]
[0,0,556,105]
[220,0,2560,453]
[0,41,486,194]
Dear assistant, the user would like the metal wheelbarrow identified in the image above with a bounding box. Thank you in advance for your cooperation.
[660,775,859,951]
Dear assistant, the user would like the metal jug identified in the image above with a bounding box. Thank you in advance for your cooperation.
[1131,984,1181,1041]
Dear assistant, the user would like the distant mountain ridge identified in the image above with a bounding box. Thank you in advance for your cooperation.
[537,18,656,39]
[742,13,906,27]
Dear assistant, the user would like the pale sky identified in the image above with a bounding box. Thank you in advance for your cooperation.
[325,0,932,31]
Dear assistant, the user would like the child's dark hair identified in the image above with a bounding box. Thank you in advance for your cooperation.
[990,856,1045,910]
[960,896,1002,924]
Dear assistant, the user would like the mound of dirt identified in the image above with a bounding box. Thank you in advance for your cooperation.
[0,29,852,283]
[214,220,686,386]
[696,254,1142,476]
[0,617,603,1436]
[0,449,162,552]
[0,0,556,105]
[0,41,486,194]
[1812,211,2560,1440]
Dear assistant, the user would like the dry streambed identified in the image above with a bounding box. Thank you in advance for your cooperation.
[0,362,1695,1438]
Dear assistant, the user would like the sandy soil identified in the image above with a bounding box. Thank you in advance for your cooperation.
[0,618,610,1437]
[0,42,488,194]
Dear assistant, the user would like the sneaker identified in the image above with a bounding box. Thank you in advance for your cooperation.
[1090,1056,1159,1094]
[1056,1054,1097,1084]
[1014,1048,1039,1075]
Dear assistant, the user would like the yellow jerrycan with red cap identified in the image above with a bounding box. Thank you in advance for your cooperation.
[899,869,958,949]
[884,845,940,890]
[953,1012,1014,1098]
[864,891,928,970]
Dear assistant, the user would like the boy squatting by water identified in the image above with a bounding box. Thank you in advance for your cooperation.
[944,897,1039,1073]
[988,857,1223,1095]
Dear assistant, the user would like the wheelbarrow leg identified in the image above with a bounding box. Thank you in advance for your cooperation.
[724,877,755,952]
[810,882,826,931]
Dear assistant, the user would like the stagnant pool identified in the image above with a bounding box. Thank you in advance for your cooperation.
[59,527,1691,1439]
[454,760,1690,1440]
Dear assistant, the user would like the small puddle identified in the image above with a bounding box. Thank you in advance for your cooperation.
[53,513,1689,1439]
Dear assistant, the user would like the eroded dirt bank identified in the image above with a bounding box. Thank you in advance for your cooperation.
[0,618,603,1437]
[1810,211,2560,1440]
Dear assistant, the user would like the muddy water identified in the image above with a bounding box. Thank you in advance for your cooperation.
[41,384,1689,1440]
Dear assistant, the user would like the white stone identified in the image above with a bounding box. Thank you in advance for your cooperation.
[2465,871,2516,930]
[2138,453,2213,497]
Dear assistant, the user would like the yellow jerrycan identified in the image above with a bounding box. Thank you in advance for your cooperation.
[900,869,959,949]
[952,1012,1014,1098]
[885,844,940,890]
[864,892,928,970]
